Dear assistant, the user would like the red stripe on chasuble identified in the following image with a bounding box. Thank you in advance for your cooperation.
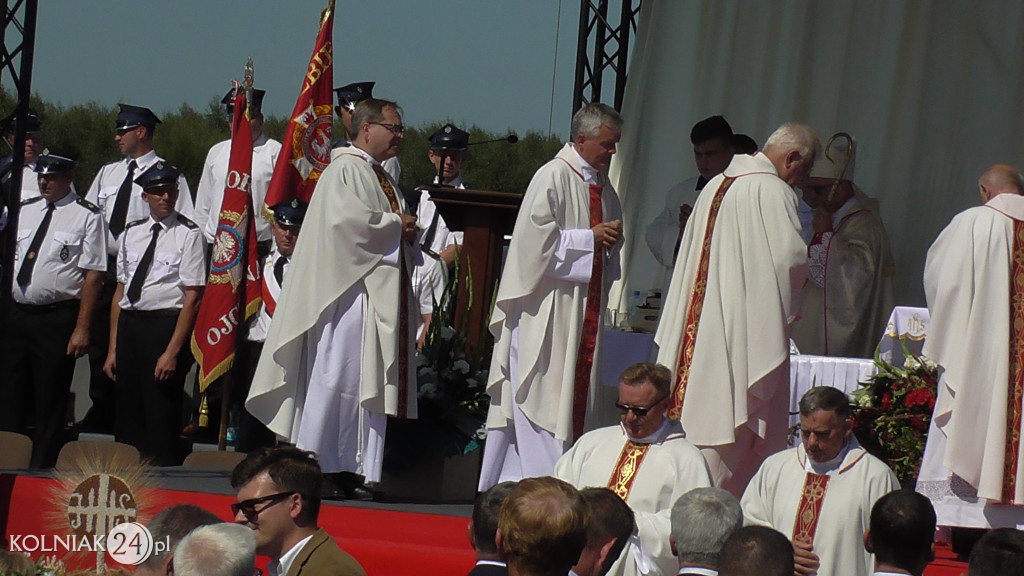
[607,441,651,500]
[1003,219,1024,502]
[792,472,830,544]
[572,183,606,442]
[373,164,411,419]
[668,176,737,420]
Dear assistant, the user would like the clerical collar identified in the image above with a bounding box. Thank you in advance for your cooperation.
[805,438,851,475]
[475,560,506,568]
[677,567,717,576]
[830,195,857,226]
[624,418,671,444]
[570,145,599,184]
[351,146,381,167]
[872,571,912,576]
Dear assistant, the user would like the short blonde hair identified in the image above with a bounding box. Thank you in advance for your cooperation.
[499,477,588,576]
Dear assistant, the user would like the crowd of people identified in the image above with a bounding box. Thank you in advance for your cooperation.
[3,80,1024,574]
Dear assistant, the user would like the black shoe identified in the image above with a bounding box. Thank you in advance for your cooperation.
[321,474,347,501]
[345,484,375,501]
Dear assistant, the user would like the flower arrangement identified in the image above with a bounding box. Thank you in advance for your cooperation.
[414,255,492,456]
[850,344,939,485]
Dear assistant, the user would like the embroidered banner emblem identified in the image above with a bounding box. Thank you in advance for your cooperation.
[1004,219,1024,503]
[607,441,651,500]
[669,176,737,420]
[793,472,830,544]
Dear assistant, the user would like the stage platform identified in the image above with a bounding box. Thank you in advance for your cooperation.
[0,469,967,576]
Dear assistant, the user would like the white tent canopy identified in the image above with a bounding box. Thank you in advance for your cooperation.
[609,0,1024,313]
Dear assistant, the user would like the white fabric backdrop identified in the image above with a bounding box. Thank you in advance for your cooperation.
[609,0,1024,313]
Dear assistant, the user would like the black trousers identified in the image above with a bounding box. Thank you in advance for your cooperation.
[114,309,189,466]
[0,301,80,468]
[83,270,117,432]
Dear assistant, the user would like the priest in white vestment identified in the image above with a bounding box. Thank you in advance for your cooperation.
[741,386,899,576]
[479,103,624,490]
[791,134,895,358]
[655,123,818,495]
[247,99,417,492]
[555,363,712,576]
[917,164,1024,528]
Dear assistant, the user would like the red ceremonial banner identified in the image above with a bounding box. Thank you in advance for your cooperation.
[191,90,262,391]
[263,0,334,208]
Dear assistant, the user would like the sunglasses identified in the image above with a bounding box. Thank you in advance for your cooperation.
[614,395,668,417]
[369,122,405,135]
[231,492,296,518]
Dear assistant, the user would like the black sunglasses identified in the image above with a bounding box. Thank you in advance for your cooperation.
[614,395,669,417]
[231,492,296,518]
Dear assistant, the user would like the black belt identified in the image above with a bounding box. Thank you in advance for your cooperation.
[121,308,180,318]
[14,300,79,312]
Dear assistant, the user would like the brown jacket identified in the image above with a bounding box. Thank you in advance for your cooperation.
[284,527,366,576]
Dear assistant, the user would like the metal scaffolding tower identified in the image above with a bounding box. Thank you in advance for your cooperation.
[573,0,641,114]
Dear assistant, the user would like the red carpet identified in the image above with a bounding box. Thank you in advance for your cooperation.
[0,474,969,576]
[0,475,475,575]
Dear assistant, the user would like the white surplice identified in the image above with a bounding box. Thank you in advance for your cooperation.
[741,438,899,576]
[654,152,808,493]
[246,147,416,479]
[479,143,623,489]
[554,420,712,576]
[916,192,1024,527]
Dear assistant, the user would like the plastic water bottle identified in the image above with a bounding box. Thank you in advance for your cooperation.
[629,290,644,326]
[226,405,240,447]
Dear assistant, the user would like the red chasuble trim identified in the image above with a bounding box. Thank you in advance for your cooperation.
[607,441,651,500]
[373,164,411,419]
[669,176,737,420]
[572,183,606,442]
[792,472,830,544]
[1003,219,1024,502]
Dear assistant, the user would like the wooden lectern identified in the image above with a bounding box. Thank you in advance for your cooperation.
[420,185,521,351]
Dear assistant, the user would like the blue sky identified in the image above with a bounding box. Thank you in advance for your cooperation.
[29,0,581,138]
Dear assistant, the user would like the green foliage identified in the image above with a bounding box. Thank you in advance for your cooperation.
[3,89,564,200]
[396,121,563,195]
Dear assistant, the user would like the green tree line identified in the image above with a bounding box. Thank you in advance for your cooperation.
[1,90,564,202]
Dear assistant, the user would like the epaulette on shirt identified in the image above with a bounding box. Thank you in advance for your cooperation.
[76,197,101,213]
[125,217,149,230]
[177,215,198,229]
[20,195,43,206]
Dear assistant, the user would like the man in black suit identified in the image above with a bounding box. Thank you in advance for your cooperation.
[967,528,1024,576]
[571,488,634,576]
[466,481,517,576]
[670,488,743,576]
[863,490,935,576]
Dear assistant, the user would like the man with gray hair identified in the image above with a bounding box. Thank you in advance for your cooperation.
[480,102,624,488]
[670,487,743,575]
[656,123,818,495]
[136,504,221,576]
[172,523,256,576]
[741,386,898,576]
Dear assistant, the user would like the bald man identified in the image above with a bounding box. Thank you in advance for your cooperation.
[916,163,1024,530]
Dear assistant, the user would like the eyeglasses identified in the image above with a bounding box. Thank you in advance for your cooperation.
[369,122,405,135]
[231,492,295,518]
[614,395,668,417]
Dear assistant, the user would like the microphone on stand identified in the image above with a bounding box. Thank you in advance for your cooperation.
[467,133,519,146]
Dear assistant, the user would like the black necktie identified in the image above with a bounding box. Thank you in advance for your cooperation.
[127,222,161,304]
[17,202,55,287]
[274,256,287,287]
[109,159,137,238]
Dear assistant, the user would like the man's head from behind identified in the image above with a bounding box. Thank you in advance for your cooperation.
[497,477,588,576]
[670,487,743,570]
[571,103,623,172]
[864,489,936,576]
[230,447,322,560]
[572,488,635,576]
[690,115,735,180]
[978,164,1024,204]
[171,523,256,576]
[717,526,794,576]
[798,386,853,463]
[136,505,221,576]
[968,528,1024,576]
[762,123,820,187]
[469,481,517,560]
